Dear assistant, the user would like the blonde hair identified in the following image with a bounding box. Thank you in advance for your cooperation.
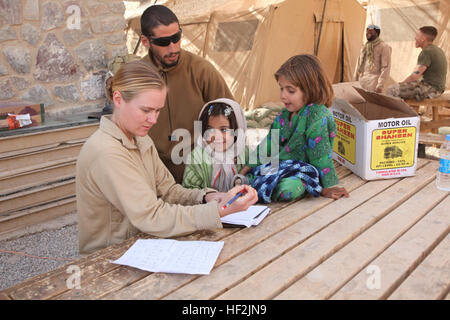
[275,54,334,108]
[105,60,165,102]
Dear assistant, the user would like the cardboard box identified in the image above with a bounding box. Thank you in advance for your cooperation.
[331,83,420,180]
[0,101,45,129]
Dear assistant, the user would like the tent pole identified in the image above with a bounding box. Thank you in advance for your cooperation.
[133,37,141,55]
[315,0,328,56]
[341,23,344,82]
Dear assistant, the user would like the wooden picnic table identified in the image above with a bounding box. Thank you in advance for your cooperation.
[0,159,448,300]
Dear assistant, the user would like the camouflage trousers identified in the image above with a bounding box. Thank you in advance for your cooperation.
[386,80,443,101]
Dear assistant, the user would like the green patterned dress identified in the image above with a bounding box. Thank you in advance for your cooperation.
[248,103,339,201]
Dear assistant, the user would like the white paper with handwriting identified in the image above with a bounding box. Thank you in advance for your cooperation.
[112,239,224,275]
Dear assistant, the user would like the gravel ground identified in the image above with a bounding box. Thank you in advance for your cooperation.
[0,223,80,291]
[0,145,441,293]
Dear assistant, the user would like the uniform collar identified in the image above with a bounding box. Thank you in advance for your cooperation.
[99,115,153,152]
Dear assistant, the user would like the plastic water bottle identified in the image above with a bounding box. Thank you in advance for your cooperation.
[436,134,450,191]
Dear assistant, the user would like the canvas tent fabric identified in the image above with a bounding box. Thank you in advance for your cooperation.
[364,0,449,90]
[126,0,366,110]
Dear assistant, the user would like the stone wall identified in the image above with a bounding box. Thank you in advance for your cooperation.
[0,0,128,119]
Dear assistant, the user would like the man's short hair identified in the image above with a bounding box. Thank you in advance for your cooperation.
[141,5,179,37]
[419,26,438,42]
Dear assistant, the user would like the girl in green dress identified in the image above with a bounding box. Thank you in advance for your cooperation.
[240,54,349,201]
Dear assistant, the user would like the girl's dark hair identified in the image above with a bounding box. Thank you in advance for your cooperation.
[141,5,179,37]
[275,54,334,107]
[199,103,238,136]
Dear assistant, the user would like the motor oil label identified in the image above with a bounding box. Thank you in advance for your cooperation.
[333,118,356,164]
[371,127,416,170]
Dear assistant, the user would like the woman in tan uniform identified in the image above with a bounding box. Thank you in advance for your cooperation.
[76,60,257,255]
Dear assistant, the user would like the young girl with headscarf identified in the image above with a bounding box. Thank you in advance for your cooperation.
[182,98,249,192]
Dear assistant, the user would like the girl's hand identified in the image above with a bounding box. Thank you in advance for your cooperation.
[239,166,251,176]
[321,187,350,200]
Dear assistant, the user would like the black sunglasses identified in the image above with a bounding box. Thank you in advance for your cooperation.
[149,29,182,47]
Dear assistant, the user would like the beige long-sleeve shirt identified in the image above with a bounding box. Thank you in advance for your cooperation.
[76,116,222,255]
[354,40,392,92]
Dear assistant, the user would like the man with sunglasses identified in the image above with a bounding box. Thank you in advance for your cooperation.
[140,5,234,184]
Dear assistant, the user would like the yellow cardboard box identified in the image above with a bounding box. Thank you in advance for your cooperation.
[331,83,420,180]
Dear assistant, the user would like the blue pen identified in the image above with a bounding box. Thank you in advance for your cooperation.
[222,191,245,210]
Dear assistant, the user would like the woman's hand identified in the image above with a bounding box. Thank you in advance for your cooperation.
[321,187,350,200]
[204,192,226,203]
[217,185,258,217]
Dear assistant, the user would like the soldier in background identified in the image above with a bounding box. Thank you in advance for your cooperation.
[386,26,447,101]
[354,25,392,93]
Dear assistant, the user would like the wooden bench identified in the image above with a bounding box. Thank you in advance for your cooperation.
[405,91,450,134]
[0,120,99,237]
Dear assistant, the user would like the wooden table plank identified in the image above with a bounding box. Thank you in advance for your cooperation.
[104,174,366,300]
[3,216,241,299]
[388,233,450,300]
[101,167,357,300]
[275,178,447,299]
[54,228,238,300]
[331,195,450,300]
[2,234,119,293]
[3,234,146,299]
[162,163,433,300]
[211,162,437,300]
[0,292,11,300]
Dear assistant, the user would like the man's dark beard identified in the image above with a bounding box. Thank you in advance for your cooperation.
[149,47,180,68]
[367,34,378,42]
